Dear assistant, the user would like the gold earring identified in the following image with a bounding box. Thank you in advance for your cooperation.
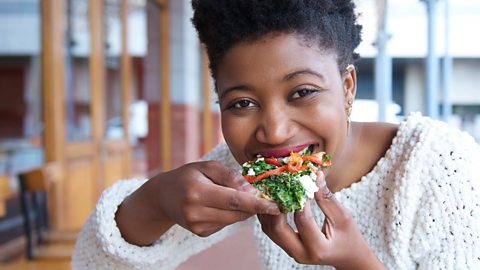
[346,100,353,136]
[346,64,354,73]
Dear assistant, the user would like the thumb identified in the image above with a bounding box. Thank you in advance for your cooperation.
[314,170,348,224]
[198,161,257,194]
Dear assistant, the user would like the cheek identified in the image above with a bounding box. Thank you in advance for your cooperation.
[221,114,251,160]
[305,100,347,152]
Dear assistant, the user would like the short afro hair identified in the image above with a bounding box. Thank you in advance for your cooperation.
[191,0,362,80]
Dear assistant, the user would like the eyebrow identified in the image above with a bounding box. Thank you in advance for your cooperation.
[219,69,325,100]
[218,84,250,100]
[283,69,325,82]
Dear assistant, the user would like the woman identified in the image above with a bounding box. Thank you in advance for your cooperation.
[72,0,480,269]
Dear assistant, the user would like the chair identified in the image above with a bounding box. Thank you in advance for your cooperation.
[18,163,77,260]
[0,175,11,217]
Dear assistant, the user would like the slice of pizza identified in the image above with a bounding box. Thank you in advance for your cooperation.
[241,148,332,213]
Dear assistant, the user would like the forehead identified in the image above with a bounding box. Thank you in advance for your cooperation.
[216,34,339,88]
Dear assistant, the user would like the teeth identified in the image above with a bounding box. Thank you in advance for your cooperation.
[299,145,311,155]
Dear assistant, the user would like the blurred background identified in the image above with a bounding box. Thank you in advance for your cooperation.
[0,0,478,269]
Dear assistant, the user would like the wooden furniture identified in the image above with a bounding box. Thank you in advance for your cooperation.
[18,164,77,260]
[42,0,132,231]
[0,175,11,217]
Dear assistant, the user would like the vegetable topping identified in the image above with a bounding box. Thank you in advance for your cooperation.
[241,150,332,213]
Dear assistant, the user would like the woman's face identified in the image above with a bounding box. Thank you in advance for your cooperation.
[216,33,356,165]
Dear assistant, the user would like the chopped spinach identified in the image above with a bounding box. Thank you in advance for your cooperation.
[253,171,308,213]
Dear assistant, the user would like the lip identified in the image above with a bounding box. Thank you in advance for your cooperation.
[255,143,314,158]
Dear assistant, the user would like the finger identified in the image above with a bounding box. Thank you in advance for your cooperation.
[198,161,257,194]
[203,185,281,215]
[314,171,349,224]
[185,210,253,237]
[185,205,254,225]
[187,221,228,237]
[257,213,306,261]
[294,201,328,252]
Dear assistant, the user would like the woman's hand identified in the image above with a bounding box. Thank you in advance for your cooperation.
[257,171,386,270]
[116,161,280,246]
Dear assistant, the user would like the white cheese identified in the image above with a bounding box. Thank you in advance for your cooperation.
[298,175,319,199]
[255,157,264,162]
[242,161,251,167]
[247,168,255,176]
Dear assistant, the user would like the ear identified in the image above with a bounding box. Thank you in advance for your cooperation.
[342,65,357,104]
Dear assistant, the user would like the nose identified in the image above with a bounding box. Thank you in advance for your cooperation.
[255,105,297,145]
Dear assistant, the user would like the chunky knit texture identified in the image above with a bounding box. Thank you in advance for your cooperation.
[72,113,480,269]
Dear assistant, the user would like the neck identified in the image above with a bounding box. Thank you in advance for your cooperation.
[325,123,361,192]
[325,121,398,193]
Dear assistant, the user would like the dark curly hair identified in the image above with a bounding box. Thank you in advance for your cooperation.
[191,0,362,81]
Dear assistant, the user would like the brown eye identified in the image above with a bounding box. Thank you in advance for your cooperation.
[229,99,256,109]
[291,88,317,99]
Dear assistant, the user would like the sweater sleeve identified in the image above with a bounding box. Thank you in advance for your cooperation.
[411,126,480,269]
[71,143,247,270]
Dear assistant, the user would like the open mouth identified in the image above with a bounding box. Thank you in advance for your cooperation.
[253,143,322,159]
[298,144,316,156]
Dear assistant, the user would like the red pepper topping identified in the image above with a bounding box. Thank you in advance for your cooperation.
[243,175,255,183]
[302,155,324,166]
[265,157,282,167]
[244,151,332,183]
[254,165,287,181]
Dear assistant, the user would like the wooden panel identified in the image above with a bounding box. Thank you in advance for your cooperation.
[41,0,67,230]
[89,0,105,199]
[42,0,66,163]
[159,4,171,171]
[156,0,168,8]
[90,0,105,142]
[64,157,95,230]
[104,139,127,151]
[120,0,132,177]
[103,155,125,188]
[0,175,10,217]
[102,139,129,188]
[65,142,95,159]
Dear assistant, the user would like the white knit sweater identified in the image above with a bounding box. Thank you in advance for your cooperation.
[71,113,480,270]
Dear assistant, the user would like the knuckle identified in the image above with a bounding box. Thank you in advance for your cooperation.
[185,189,201,204]
[226,194,241,210]
[196,230,213,237]
[190,224,203,236]
[293,255,308,264]
[339,211,353,225]
[321,187,334,200]
[191,224,216,237]
[310,251,327,263]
